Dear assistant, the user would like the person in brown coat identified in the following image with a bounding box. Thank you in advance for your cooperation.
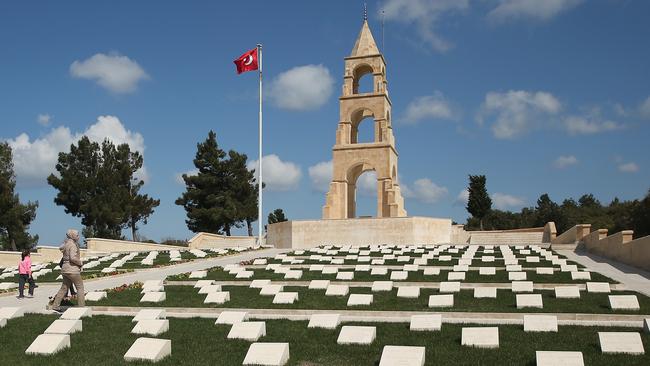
[51,229,85,311]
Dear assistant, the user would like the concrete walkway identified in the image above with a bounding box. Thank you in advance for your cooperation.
[0,248,286,314]
[557,249,650,296]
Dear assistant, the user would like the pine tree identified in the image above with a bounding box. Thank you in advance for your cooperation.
[0,142,39,251]
[268,208,288,224]
[227,150,260,236]
[466,175,492,230]
[176,131,239,235]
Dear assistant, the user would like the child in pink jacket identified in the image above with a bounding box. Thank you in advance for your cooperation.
[18,249,35,298]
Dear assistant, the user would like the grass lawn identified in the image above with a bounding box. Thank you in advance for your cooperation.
[167,267,617,284]
[87,285,650,315]
[2,314,649,365]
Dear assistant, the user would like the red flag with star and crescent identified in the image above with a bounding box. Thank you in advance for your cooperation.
[233,48,258,74]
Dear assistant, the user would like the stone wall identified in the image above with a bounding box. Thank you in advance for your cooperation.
[450,225,470,244]
[187,232,258,249]
[267,216,452,248]
[552,224,591,244]
[580,229,650,272]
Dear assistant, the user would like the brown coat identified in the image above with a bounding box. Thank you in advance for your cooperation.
[60,239,83,274]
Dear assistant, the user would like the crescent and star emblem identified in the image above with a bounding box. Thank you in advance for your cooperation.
[243,55,253,66]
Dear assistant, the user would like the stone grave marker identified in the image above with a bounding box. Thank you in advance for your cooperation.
[250,279,271,289]
[474,287,497,298]
[25,334,70,355]
[242,342,290,366]
[479,267,496,275]
[85,291,108,302]
[141,292,166,303]
[325,284,349,296]
[133,309,166,323]
[123,337,171,363]
[228,321,267,341]
[524,315,558,332]
[390,271,408,281]
[372,281,394,292]
[536,268,554,275]
[517,294,543,309]
[260,284,284,296]
[347,294,373,306]
[461,327,499,348]
[308,314,340,329]
[204,292,230,304]
[555,286,580,299]
[215,311,248,325]
[410,314,442,331]
[132,319,169,336]
[397,286,420,298]
[439,282,461,293]
[571,271,591,280]
[378,345,425,366]
[598,332,645,354]
[511,281,533,293]
[337,326,376,345]
[428,294,454,308]
[535,351,584,366]
[308,280,330,290]
[336,271,354,280]
[586,282,611,293]
[198,285,222,294]
[273,292,299,304]
[608,295,640,310]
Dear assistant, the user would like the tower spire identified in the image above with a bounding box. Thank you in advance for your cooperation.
[363,2,367,21]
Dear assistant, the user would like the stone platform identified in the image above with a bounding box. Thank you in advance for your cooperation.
[267,216,452,248]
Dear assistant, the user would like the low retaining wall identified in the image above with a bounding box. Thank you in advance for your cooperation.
[86,238,186,253]
[552,224,591,245]
[582,229,650,272]
[267,216,452,248]
[187,232,257,249]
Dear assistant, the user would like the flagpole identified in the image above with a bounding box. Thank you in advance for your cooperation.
[257,43,263,247]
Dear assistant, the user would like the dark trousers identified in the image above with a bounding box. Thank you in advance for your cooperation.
[18,274,35,297]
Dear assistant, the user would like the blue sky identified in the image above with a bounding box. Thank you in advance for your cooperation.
[1,0,649,245]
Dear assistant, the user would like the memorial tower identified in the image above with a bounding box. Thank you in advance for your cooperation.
[322,18,407,219]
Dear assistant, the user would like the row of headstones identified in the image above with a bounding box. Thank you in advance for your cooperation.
[22,307,92,355]
[184,279,639,310]
[1,262,54,280]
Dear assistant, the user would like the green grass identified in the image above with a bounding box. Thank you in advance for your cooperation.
[86,285,650,315]
[2,314,649,365]
[167,267,617,284]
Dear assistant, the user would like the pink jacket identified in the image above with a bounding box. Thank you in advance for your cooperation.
[18,256,31,275]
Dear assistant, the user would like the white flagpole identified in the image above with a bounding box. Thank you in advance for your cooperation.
[257,44,263,247]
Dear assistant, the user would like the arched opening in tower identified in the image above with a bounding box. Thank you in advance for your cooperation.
[350,170,377,218]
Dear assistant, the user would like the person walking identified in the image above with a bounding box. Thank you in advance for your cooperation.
[17,249,35,299]
[51,229,85,311]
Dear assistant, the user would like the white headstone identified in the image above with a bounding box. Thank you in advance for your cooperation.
[123,337,171,363]
[461,327,499,348]
[25,334,70,355]
[423,267,441,276]
[536,267,554,275]
[397,286,421,298]
[511,281,533,293]
[371,267,389,276]
[555,286,580,299]
[379,345,425,366]
[508,272,527,281]
[132,319,169,336]
[189,270,207,279]
[448,272,466,281]
[337,326,376,345]
[242,343,290,366]
[215,311,248,325]
[474,287,497,298]
[133,309,166,323]
[439,282,461,293]
[390,271,408,281]
[260,284,284,296]
[428,294,454,308]
[308,280,330,290]
[198,284,223,294]
[479,267,496,275]
[347,294,373,306]
[250,279,272,289]
[336,271,354,280]
[0,307,24,319]
[598,332,645,354]
[228,321,267,341]
[273,292,299,304]
[609,295,640,310]
[536,351,584,366]
[523,315,558,332]
[571,271,591,280]
[516,294,543,309]
[44,319,83,334]
[141,292,166,303]
[372,281,394,292]
[194,280,214,288]
[586,282,611,293]
[410,314,442,331]
[308,314,340,329]
[321,282,348,295]
[205,291,230,304]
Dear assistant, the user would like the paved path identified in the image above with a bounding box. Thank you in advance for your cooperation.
[558,249,650,296]
[0,248,286,314]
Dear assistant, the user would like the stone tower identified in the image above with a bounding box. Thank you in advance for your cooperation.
[322,19,407,219]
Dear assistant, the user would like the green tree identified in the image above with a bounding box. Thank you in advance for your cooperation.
[47,137,158,240]
[176,131,239,235]
[534,194,567,232]
[632,190,650,238]
[0,142,39,251]
[227,150,260,236]
[268,208,288,225]
[466,175,492,230]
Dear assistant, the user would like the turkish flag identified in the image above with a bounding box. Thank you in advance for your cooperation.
[233,48,258,74]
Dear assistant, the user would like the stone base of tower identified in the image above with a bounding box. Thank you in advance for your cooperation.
[266,216,452,249]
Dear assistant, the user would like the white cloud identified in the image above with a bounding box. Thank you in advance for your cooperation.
[618,162,639,173]
[5,115,146,187]
[308,160,333,193]
[488,0,584,23]
[477,90,561,139]
[356,171,378,197]
[267,65,334,111]
[454,188,469,206]
[402,91,457,124]
[37,114,51,126]
[175,169,199,185]
[639,96,650,119]
[381,0,469,52]
[492,192,526,209]
[563,115,622,135]
[402,178,448,204]
[70,53,149,94]
[247,154,302,191]
[553,155,578,169]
